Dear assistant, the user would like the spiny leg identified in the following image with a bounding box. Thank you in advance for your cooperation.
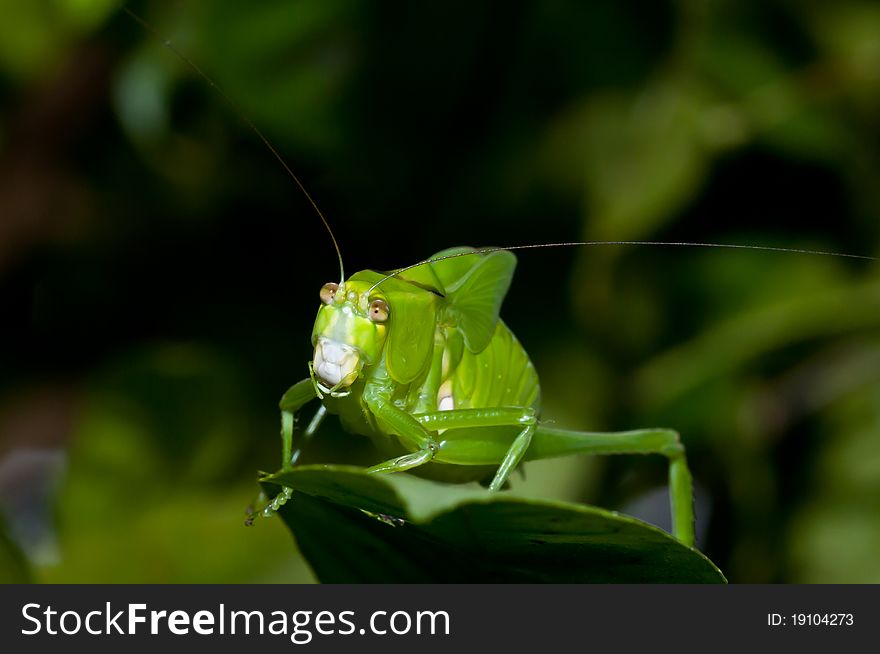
[360,407,537,484]
[366,447,436,474]
[247,378,318,525]
[279,378,320,470]
[363,375,532,484]
[256,404,326,520]
[668,451,694,546]
[528,425,696,547]
[411,407,538,492]
[244,406,297,525]
[408,409,694,544]
[422,414,696,545]
[488,422,536,491]
[289,404,327,467]
[361,393,442,477]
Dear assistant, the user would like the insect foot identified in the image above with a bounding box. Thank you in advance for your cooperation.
[363,511,407,527]
[244,485,293,526]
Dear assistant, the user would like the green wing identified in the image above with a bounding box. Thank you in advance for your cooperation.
[442,249,516,353]
[395,246,477,294]
[385,287,438,384]
[426,246,483,292]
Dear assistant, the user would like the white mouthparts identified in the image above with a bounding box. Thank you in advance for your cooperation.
[313,337,360,388]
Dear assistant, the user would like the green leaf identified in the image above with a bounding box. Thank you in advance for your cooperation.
[261,465,725,583]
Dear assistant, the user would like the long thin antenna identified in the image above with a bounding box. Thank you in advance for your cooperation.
[368,241,879,292]
[124,8,345,283]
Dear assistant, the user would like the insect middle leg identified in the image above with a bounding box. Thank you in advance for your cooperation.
[361,395,442,474]
[365,406,538,484]
[413,407,538,491]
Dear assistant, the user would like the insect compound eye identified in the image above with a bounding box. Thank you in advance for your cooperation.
[368,298,390,322]
[320,283,339,305]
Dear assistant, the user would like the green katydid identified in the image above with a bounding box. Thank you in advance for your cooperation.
[273,245,700,545]
[126,8,879,550]
[262,226,877,547]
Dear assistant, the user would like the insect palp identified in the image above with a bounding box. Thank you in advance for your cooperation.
[308,360,352,398]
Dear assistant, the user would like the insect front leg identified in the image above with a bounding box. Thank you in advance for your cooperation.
[245,378,320,526]
[289,404,327,467]
[279,378,320,469]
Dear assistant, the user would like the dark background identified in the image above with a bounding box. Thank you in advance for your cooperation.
[1,0,879,582]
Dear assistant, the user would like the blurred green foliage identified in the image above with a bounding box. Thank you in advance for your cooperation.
[0,0,878,582]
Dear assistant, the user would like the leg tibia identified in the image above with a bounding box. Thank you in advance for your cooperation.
[529,425,695,547]
[366,447,436,475]
[488,423,535,492]
[526,426,682,461]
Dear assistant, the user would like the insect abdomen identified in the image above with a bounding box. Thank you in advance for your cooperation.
[448,320,540,413]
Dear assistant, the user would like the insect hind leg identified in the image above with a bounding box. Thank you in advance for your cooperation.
[529,425,695,546]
